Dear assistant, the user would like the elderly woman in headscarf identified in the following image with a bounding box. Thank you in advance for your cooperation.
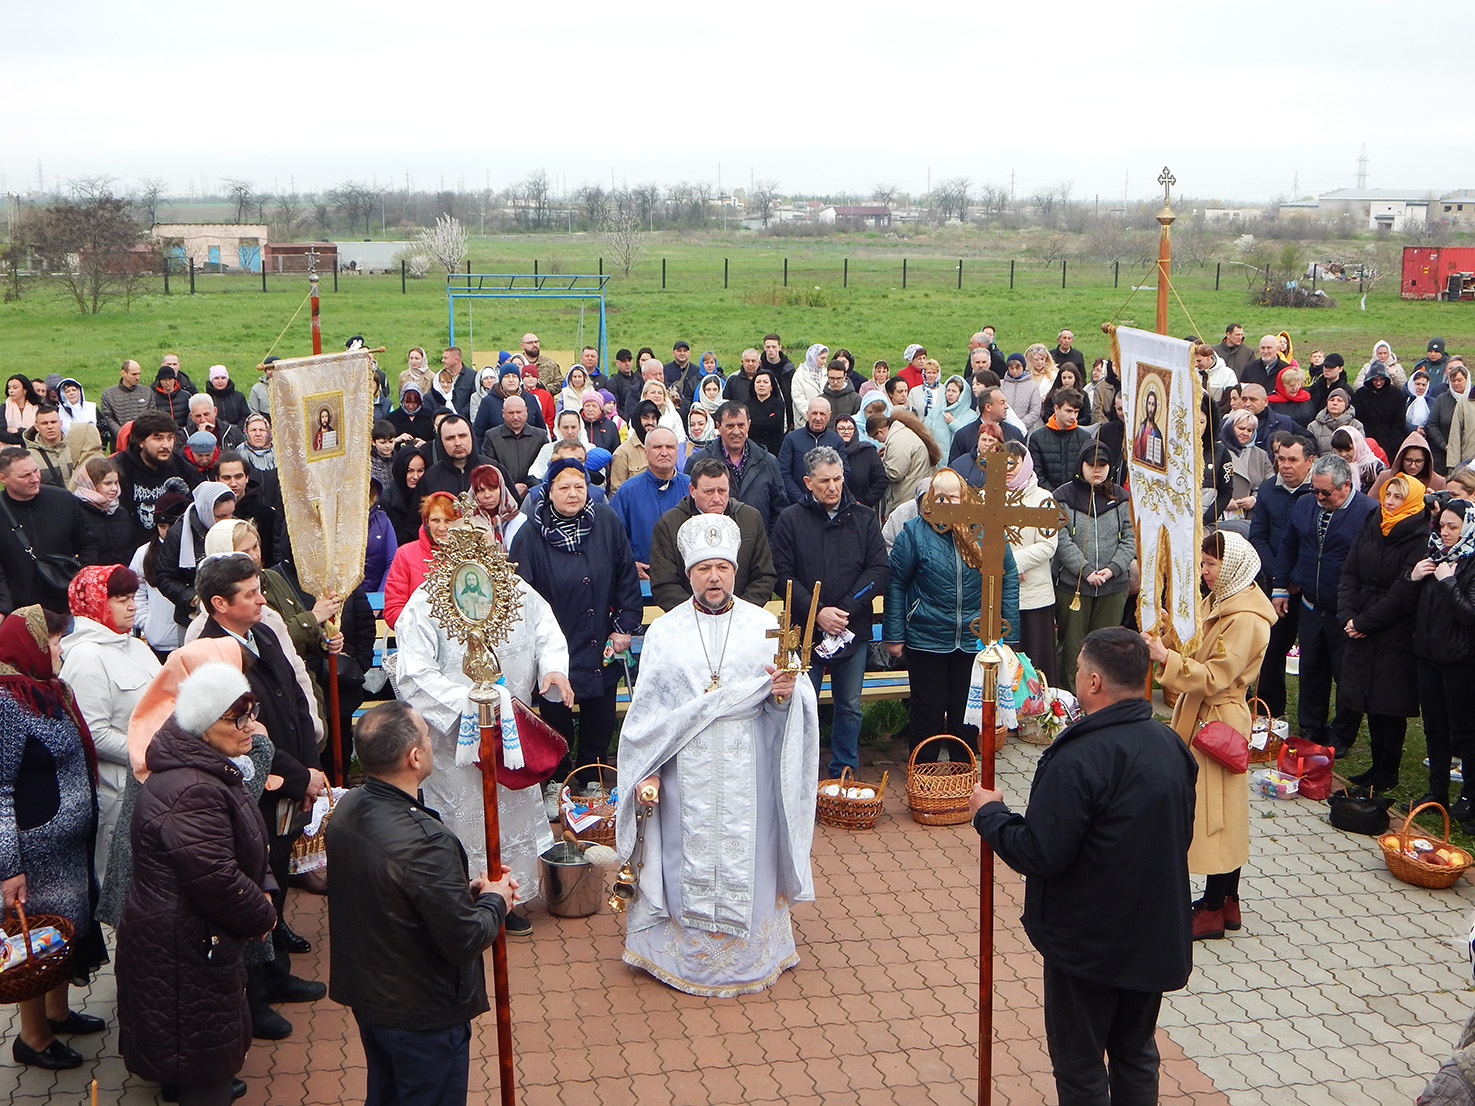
[1144,530,1275,941]
[508,457,642,789]
[790,343,829,426]
[0,604,110,1070]
[884,468,1019,762]
[154,482,236,628]
[1217,409,1274,523]
[1332,473,1428,797]
[60,566,160,878]
[1405,501,1475,812]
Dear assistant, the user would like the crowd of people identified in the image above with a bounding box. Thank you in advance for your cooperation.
[0,319,1468,1104]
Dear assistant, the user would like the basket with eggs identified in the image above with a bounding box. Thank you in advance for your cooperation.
[816,767,887,830]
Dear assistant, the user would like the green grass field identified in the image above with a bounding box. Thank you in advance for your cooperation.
[4,233,1473,396]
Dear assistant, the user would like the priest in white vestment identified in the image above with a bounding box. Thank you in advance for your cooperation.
[394,574,573,935]
[617,514,820,996]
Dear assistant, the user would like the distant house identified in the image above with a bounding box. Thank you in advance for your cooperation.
[817,205,892,228]
[1315,189,1432,231]
[151,223,269,272]
[1205,207,1262,224]
[1437,193,1475,226]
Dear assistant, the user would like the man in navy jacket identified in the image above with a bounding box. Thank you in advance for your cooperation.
[1247,434,1314,717]
[972,628,1196,1106]
[1271,453,1377,755]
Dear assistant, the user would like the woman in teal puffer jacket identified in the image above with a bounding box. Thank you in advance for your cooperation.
[884,469,1019,762]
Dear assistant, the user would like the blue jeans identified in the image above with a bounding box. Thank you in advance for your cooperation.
[355,1014,472,1106]
[810,647,868,779]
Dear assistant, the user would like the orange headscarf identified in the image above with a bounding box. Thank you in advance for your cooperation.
[1380,474,1426,536]
[126,637,242,780]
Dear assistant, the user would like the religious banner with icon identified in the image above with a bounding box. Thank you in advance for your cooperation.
[1110,325,1204,655]
[268,348,375,599]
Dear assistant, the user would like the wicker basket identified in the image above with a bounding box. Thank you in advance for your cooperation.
[0,903,75,1004]
[817,767,888,830]
[288,787,338,875]
[1246,697,1286,766]
[906,736,980,826]
[560,762,618,848]
[1016,671,1056,746]
[1378,802,1474,890]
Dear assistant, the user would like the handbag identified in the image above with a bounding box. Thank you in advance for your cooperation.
[1327,785,1394,836]
[0,494,81,611]
[1277,736,1335,801]
[495,695,568,790]
[1192,720,1249,774]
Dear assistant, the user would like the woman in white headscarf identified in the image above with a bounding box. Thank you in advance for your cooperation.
[1144,529,1275,942]
[790,343,829,426]
[1353,338,1406,391]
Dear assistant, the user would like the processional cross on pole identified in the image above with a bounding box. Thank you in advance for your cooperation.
[919,451,1061,1106]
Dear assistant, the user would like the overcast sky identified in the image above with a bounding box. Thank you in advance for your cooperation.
[8,0,1471,206]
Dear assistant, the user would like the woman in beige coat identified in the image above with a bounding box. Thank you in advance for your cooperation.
[873,407,940,518]
[1144,529,1274,942]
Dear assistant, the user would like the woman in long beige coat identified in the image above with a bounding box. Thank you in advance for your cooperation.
[1144,530,1274,942]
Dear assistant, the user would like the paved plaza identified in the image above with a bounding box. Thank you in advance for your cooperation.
[3,736,1472,1106]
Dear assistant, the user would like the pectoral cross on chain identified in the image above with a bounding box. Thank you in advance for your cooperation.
[921,453,1062,644]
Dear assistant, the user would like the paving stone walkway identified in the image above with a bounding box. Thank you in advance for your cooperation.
[3,737,1471,1105]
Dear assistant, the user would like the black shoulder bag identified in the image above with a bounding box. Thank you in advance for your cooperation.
[0,493,81,611]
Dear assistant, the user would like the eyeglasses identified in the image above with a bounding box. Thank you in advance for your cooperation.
[1313,487,1338,499]
[224,702,260,731]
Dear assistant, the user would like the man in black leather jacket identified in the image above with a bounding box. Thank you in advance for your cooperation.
[327,701,516,1106]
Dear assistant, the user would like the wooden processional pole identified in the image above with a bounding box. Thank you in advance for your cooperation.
[477,701,516,1106]
[1155,167,1175,336]
[305,265,347,783]
[921,456,1062,1106]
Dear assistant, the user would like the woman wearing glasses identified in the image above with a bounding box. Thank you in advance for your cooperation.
[117,662,277,1106]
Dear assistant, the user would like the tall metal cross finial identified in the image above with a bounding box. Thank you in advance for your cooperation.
[1158,167,1176,207]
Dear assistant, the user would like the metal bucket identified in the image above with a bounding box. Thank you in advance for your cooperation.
[538,841,604,918]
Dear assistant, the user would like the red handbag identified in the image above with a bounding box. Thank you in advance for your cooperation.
[491,696,568,790]
[1277,736,1335,801]
[1192,721,1249,774]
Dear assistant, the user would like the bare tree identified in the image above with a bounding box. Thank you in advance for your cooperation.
[273,193,306,240]
[976,185,1010,220]
[579,185,609,229]
[222,178,254,224]
[1032,188,1060,225]
[68,175,118,202]
[630,183,661,230]
[932,178,971,222]
[135,177,167,226]
[23,192,146,314]
[1405,218,1452,248]
[689,181,714,226]
[872,183,898,207]
[598,209,647,277]
[749,180,780,227]
[518,171,551,228]
[417,214,468,274]
[328,181,375,235]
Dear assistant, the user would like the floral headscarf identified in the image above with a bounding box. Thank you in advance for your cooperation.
[0,605,95,776]
[67,564,138,632]
[1431,502,1475,564]
[1210,531,1261,605]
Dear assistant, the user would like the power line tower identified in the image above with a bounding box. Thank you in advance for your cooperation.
[1356,144,1369,190]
